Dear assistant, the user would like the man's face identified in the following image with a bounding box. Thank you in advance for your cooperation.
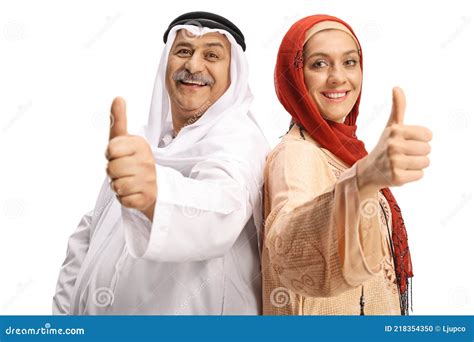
[166,30,231,131]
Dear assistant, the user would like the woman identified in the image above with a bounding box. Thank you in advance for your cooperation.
[262,15,432,315]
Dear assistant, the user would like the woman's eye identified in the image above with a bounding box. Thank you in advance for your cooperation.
[345,59,358,66]
[313,60,328,68]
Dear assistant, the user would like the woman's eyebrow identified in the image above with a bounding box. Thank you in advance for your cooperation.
[343,49,359,55]
[306,52,328,58]
[305,49,359,59]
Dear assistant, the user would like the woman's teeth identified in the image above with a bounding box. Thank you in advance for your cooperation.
[323,92,348,99]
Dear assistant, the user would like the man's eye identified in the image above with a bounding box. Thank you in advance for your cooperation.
[206,52,219,60]
[177,49,192,56]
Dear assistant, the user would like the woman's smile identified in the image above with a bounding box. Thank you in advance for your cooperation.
[321,90,351,102]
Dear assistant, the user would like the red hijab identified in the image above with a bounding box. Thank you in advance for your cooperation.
[275,14,413,314]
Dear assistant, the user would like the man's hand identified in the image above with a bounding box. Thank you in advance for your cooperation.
[106,97,157,221]
[357,87,433,195]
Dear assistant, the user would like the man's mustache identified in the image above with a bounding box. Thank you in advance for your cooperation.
[172,69,215,86]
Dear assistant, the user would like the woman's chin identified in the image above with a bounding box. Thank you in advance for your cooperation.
[321,112,347,123]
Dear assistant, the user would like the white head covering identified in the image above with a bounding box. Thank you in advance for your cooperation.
[145,24,269,229]
[146,25,255,144]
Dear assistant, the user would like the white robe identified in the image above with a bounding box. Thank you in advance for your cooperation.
[52,25,270,315]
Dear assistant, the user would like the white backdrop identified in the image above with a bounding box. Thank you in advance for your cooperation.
[1,0,473,315]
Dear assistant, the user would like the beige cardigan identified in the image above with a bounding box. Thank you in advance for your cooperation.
[262,125,401,315]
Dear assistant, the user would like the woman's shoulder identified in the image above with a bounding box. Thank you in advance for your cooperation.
[266,125,351,179]
[266,125,328,167]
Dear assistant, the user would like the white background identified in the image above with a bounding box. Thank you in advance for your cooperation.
[1,0,473,314]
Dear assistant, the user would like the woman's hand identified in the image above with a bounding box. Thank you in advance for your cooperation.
[356,87,433,196]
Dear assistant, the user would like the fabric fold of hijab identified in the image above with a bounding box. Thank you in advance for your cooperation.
[274,14,413,315]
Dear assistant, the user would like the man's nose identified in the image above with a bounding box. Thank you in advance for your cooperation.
[184,54,205,74]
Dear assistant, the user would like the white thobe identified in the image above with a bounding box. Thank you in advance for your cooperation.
[52,126,262,315]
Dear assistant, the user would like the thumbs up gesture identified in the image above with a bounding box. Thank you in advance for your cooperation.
[106,97,157,221]
[357,87,433,194]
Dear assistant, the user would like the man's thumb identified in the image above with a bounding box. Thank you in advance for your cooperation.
[386,87,406,127]
[109,97,128,140]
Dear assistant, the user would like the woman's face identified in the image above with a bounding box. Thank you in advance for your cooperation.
[303,29,362,123]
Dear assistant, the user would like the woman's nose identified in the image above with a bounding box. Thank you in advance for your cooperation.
[327,65,347,86]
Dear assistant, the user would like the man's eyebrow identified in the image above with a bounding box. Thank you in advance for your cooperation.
[204,42,225,49]
[173,41,194,49]
[305,49,360,59]
[173,41,226,50]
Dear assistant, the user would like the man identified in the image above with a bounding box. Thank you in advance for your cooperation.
[53,11,269,315]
